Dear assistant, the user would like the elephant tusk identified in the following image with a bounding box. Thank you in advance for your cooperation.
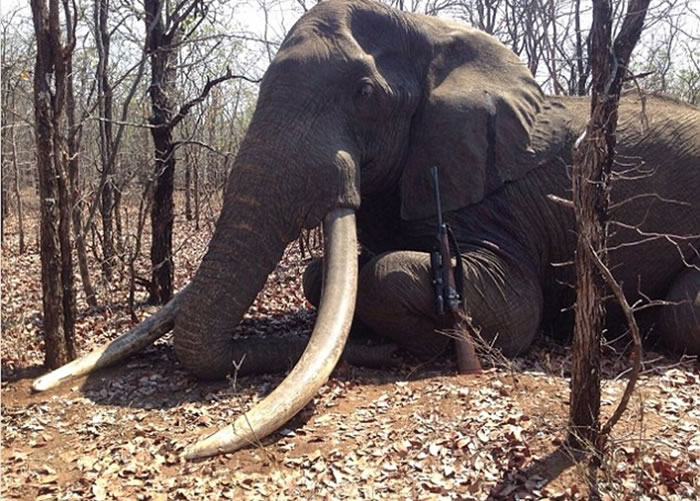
[183,208,358,460]
[31,285,189,392]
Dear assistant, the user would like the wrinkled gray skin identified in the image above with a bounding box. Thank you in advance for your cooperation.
[174,0,700,379]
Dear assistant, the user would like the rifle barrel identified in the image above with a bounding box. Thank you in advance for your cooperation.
[430,166,443,227]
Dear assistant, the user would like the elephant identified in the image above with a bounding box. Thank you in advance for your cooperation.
[33,0,700,460]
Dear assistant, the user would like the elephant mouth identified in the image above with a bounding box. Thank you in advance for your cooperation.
[31,208,359,460]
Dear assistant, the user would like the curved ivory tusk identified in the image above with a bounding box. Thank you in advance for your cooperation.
[31,285,189,392]
[184,208,358,459]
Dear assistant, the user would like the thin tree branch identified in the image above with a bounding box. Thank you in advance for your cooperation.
[584,239,642,449]
[172,139,233,157]
[168,69,261,129]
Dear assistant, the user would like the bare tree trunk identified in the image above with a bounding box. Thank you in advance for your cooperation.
[100,179,115,278]
[547,0,561,95]
[70,183,96,307]
[570,126,606,452]
[31,0,77,368]
[64,0,97,308]
[149,127,176,304]
[1,183,7,245]
[569,5,614,446]
[114,185,122,252]
[1,73,24,251]
[569,0,651,479]
[141,0,238,303]
[193,159,200,230]
[574,0,590,96]
[10,114,26,254]
[185,161,193,221]
[202,88,219,231]
[128,182,153,320]
[95,0,115,282]
[1,55,10,246]
[145,0,179,304]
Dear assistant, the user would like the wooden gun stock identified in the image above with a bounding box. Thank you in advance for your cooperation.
[453,320,482,374]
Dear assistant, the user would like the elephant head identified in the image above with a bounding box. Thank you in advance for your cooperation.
[34,0,545,458]
[175,0,543,364]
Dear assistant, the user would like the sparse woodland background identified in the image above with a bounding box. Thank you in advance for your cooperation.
[1,0,698,323]
[1,0,699,499]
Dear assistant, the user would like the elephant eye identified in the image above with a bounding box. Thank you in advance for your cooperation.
[356,81,375,99]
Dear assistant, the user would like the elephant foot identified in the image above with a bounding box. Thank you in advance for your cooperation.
[658,267,700,355]
[228,336,401,376]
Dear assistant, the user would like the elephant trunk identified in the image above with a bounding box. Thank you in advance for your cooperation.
[172,145,301,378]
[174,100,361,379]
[173,214,284,379]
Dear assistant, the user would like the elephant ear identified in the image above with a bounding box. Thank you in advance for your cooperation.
[400,20,545,221]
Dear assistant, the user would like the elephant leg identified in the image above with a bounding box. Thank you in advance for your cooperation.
[303,253,441,354]
[657,267,700,355]
[354,251,449,357]
[302,251,375,308]
[302,255,375,339]
[355,250,543,358]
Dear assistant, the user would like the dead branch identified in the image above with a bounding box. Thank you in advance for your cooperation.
[584,239,642,450]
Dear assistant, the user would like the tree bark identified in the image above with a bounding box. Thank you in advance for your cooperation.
[1,57,10,245]
[11,108,26,254]
[144,0,179,304]
[149,125,176,304]
[570,130,606,451]
[114,185,122,251]
[65,0,97,308]
[1,182,7,245]
[31,0,77,368]
[193,159,200,230]
[569,0,650,455]
[185,162,193,221]
[142,0,238,303]
[574,0,590,96]
[95,0,115,282]
[2,77,26,253]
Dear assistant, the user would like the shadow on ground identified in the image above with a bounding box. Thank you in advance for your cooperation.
[11,309,434,412]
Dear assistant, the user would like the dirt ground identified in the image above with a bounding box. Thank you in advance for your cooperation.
[1,215,698,500]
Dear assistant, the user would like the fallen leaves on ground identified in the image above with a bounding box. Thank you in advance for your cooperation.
[2,214,698,500]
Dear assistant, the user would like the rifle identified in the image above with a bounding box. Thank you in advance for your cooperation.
[430,167,481,374]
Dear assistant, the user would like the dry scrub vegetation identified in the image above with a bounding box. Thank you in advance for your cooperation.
[1,206,699,500]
